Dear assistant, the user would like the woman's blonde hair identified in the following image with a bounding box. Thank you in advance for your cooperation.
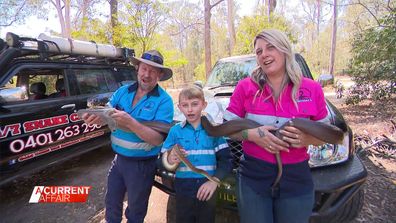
[252,29,302,109]
[179,85,205,102]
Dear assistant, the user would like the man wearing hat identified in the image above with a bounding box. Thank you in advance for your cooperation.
[82,50,174,223]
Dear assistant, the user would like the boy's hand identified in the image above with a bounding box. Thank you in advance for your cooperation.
[168,147,187,165]
[196,179,218,201]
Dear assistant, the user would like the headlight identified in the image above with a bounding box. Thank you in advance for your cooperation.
[308,132,349,167]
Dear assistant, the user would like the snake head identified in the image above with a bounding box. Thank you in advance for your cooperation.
[259,77,266,89]
[87,92,113,108]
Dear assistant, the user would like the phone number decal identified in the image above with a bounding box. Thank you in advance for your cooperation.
[10,123,102,154]
[17,130,105,162]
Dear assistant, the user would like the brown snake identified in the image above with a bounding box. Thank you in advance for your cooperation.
[173,144,222,185]
[200,115,345,190]
[142,121,225,186]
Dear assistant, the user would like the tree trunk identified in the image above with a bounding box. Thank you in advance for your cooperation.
[227,0,235,56]
[266,0,276,22]
[53,0,66,37]
[52,0,71,38]
[109,0,119,46]
[64,0,71,38]
[204,0,212,79]
[204,0,224,79]
[329,0,337,76]
[81,0,89,31]
[316,0,320,36]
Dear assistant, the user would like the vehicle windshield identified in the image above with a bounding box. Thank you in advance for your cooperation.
[205,58,257,88]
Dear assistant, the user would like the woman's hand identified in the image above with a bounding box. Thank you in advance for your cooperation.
[197,180,218,201]
[280,126,324,147]
[249,126,290,153]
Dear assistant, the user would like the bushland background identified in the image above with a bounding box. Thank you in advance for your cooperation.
[1,1,395,96]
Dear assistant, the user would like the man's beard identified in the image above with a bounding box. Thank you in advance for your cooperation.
[138,78,158,91]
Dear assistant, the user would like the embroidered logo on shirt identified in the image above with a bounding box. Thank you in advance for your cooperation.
[143,101,155,111]
[297,88,312,102]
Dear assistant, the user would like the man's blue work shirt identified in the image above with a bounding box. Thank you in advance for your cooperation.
[109,82,174,159]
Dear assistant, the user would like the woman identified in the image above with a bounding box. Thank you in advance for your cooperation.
[224,29,329,223]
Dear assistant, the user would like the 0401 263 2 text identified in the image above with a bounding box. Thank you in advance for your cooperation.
[9,123,102,154]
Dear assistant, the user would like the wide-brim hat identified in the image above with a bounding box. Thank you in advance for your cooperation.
[131,50,173,81]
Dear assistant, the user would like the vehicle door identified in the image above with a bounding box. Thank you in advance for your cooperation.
[0,63,82,172]
[0,62,135,172]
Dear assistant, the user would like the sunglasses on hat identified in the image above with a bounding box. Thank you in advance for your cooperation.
[141,53,163,65]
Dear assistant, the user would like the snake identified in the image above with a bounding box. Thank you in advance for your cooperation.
[173,144,223,186]
[200,115,345,189]
[160,134,228,186]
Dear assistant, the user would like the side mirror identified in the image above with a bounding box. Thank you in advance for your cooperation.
[0,86,28,103]
[193,81,204,89]
[317,74,334,87]
[0,39,5,51]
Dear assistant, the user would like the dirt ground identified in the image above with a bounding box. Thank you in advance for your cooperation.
[335,96,396,223]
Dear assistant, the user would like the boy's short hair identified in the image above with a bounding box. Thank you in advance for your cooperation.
[179,85,205,102]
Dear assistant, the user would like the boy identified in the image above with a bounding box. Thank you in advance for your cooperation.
[161,85,231,223]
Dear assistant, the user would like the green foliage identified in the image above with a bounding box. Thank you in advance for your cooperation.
[302,26,351,78]
[347,12,396,103]
[119,0,167,53]
[71,19,111,44]
[234,13,295,55]
[194,63,206,82]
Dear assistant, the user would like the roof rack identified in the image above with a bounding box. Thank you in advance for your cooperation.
[3,32,135,63]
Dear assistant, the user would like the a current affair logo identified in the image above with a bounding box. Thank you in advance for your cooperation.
[29,186,91,203]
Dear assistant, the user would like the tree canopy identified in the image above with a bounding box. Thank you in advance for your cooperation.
[2,0,395,100]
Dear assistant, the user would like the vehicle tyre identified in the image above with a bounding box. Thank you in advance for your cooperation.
[333,188,364,222]
[314,188,364,223]
[166,195,176,223]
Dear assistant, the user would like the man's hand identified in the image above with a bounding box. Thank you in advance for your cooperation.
[109,109,136,132]
[197,180,218,201]
[81,113,104,126]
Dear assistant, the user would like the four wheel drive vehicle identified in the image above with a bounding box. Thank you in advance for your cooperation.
[0,33,137,186]
[154,54,368,223]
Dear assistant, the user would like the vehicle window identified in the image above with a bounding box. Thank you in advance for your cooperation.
[206,59,257,87]
[28,75,58,99]
[0,69,65,103]
[115,68,137,83]
[71,69,118,95]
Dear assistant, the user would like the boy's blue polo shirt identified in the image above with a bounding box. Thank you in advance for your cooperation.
[109,82,174,159]
[161,121,230,198]
[161,121,228,178]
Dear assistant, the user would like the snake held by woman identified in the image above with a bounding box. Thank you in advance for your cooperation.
[200,115,345,191]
